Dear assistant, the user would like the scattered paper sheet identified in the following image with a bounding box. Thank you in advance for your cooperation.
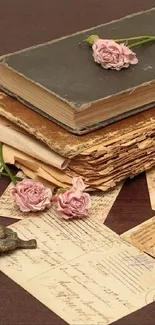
[89,183,123,222]
[121,216,155,258]
[0,174,122,222]
[146,168,155,211]
[1,211,155,325]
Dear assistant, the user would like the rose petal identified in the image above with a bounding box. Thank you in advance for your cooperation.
[72,177,86,192]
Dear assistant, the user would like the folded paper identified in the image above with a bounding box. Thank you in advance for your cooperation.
[0,117,70,170]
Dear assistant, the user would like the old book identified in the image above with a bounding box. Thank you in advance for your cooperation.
[1,92,155,192]
[0,92,155,158]
[0,8,155,134]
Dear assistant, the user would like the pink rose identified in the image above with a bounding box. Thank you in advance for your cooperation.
[57,190,91,219]
[10,179,53,212]
[92,39,138,70]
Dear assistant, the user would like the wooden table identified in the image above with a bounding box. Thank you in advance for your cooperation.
[1,1,155,324]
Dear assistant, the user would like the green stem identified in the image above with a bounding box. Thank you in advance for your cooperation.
[128,37,155,49]
[0,172,22,181]
[80,34,155,47]
[14,176,23,181]
[0,142,17,185]
[114,35,152,42]
[0,171,11,177]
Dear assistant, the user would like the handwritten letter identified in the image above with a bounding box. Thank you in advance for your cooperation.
[1,209,155,324]
[121,216,155,257]
[90,183,123,222]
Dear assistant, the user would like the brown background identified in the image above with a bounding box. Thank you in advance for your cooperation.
[1,1,155,324]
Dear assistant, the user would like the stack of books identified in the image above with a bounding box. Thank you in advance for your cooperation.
[0,8,155,191]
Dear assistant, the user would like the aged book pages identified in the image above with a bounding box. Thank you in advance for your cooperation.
[1,94,155,192]
[0,172,122,221]
[121,216,155,258]
[2,144,72,188]
[0,116,70,170]
[13,166,56,190]
[3,144,127,191]
[146,168,155,211]
[3,140,155,192]
[1,92,155,158]
[1,211,155,324]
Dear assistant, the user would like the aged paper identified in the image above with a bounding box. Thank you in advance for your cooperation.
[146,168,155,211]
[0,120,70,169]
[3,144,72,186]
[0,180,24,219]
[89,183,123,222]
[0,175,122,222]
[121,216,155,257]
[1,210,155,325]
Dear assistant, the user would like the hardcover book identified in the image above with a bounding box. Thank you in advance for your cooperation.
[0,8,155,134]
[1,92,155,191]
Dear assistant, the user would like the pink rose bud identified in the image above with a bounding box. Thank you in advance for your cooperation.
[92,39,138,70]
[71,176,86,192]
[10,179,53,212]
[57,190,91,220]
[86,34,99,45]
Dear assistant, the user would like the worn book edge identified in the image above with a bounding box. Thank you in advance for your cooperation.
[1,84,155,135]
